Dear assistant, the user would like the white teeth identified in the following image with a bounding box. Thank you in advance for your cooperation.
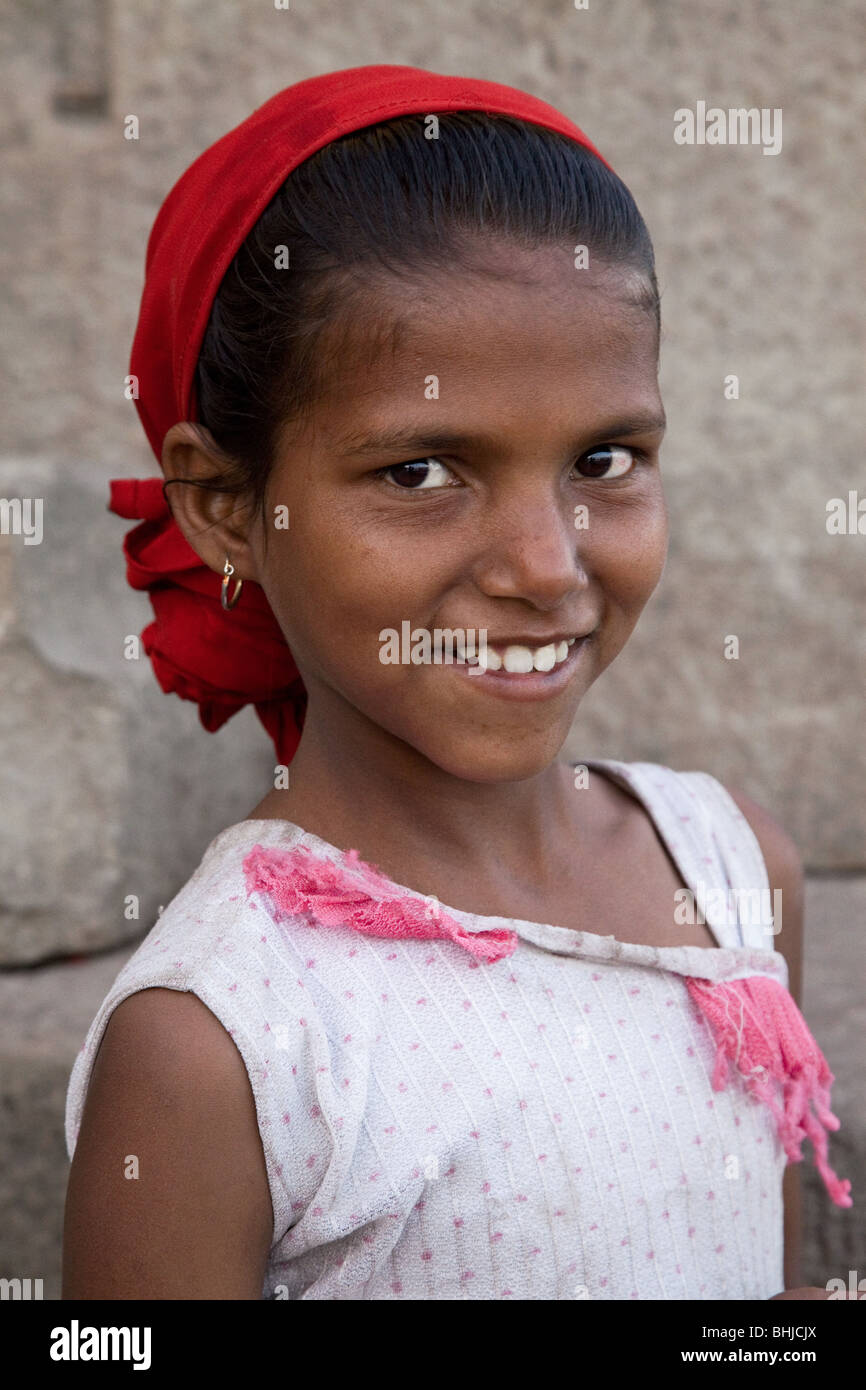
[533,643,558,672]
[502,645,535,673]
[458,637,579,672]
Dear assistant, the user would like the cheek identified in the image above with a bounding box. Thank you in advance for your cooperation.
[261,510,452,673]
[587,492,669,607]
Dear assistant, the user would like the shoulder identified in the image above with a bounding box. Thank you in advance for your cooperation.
[80,987,266,1184]
[94,985,253,1089]
[720,783,805,900]
[63,987,273,1297]
[719,783,805,1001]
[100,823,320,1007]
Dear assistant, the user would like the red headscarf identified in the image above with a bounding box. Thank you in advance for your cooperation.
[114,64,612,765]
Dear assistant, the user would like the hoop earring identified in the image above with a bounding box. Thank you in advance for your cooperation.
[221,556,243,611]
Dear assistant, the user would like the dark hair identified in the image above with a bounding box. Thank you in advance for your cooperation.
[188,111,659,527]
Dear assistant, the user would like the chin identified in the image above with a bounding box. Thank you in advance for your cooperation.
[414,730,570,785]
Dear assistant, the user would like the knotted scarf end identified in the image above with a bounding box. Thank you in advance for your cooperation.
[685,975,852,1208]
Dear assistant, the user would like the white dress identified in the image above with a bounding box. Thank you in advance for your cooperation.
[65,759,849,1299]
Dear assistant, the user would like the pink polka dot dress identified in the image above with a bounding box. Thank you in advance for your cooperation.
[65,759,850,1299]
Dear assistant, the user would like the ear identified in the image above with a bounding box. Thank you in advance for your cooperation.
[160,422,265,585]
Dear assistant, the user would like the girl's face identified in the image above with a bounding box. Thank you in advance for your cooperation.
[250,242,668,782]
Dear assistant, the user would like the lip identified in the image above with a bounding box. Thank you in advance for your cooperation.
[480,632,587,650]
[449,635,592,701]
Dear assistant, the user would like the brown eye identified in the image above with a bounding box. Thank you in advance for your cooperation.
[575,446,637,480]
[381,458,455,489]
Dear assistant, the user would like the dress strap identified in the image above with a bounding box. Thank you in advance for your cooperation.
[576,758,777,953]
[572,760,852,1207]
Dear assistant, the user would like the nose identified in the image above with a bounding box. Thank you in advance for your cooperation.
[468,484,589,611]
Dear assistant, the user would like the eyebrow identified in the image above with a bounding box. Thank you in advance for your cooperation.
[335,412,668,457]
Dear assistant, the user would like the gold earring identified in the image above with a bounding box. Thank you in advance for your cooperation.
[221,555,243,610]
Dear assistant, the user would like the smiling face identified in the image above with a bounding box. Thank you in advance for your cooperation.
[176,239,668,783]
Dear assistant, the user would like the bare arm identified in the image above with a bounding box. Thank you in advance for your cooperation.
[62,987,273,1299]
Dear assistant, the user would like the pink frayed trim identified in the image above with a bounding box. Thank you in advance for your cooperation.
[242,842,518,964]
[685,975,853,1208]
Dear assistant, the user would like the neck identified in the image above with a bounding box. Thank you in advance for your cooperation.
[255,693,581,884]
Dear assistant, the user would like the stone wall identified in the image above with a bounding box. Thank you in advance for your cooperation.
[1,0,862,1298]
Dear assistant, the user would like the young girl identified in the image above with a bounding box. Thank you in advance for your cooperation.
[62,64,851,1301]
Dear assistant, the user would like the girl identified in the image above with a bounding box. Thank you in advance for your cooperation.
[62,64,851,1301]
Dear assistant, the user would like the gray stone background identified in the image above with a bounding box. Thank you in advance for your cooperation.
[0,0,862,1298]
